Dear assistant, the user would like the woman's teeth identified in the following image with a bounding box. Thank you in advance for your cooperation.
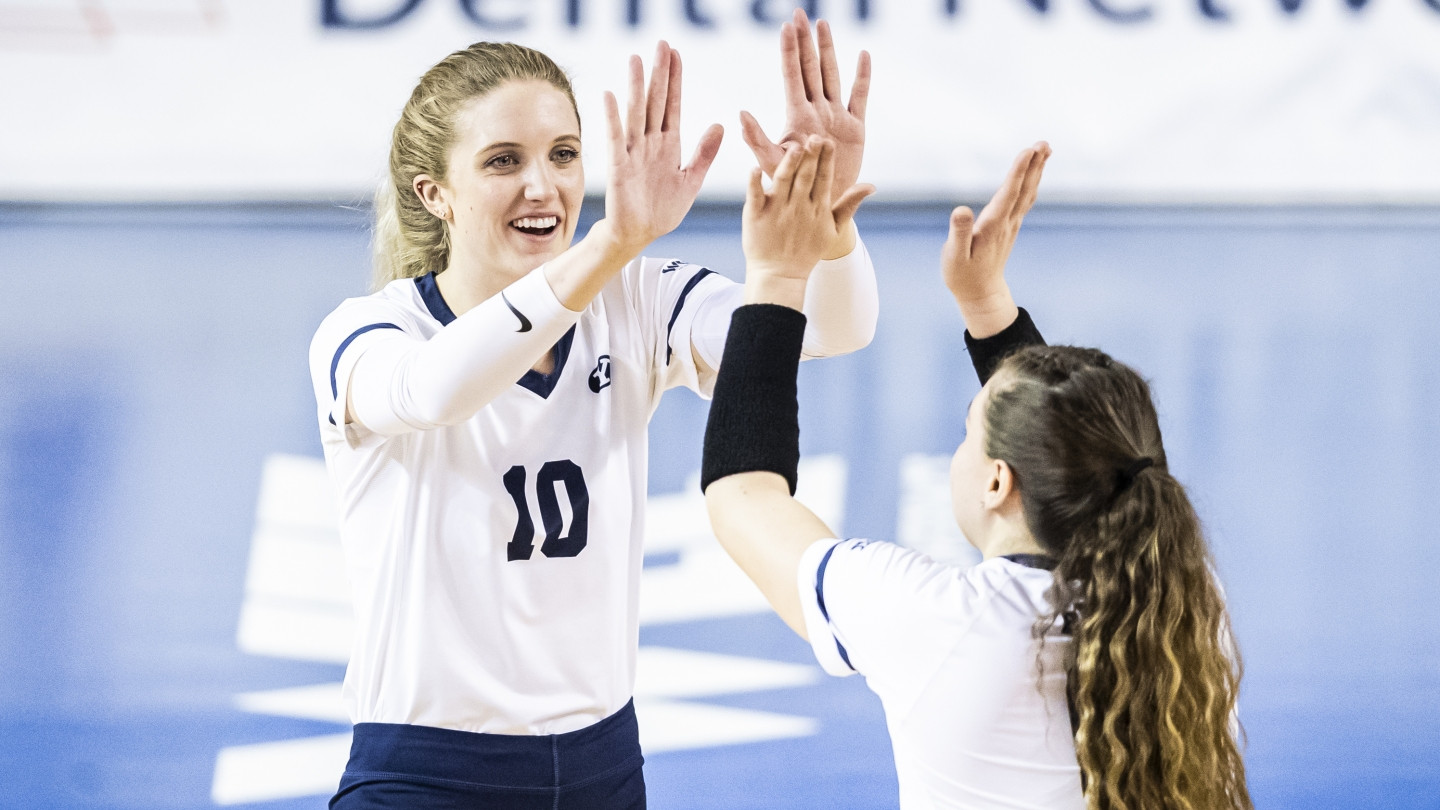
[512,216,558,234]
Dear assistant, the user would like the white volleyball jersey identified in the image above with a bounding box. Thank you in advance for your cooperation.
[308,258,733,735]
[798,539,1084,810]
[308,244,874,737]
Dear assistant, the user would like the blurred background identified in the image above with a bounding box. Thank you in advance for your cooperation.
[2,1,1438,808]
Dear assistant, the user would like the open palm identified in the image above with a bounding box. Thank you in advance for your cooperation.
[741,8,869,204]
[603,41,724,253]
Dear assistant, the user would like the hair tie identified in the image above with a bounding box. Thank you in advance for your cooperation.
[1116,456,1155,493]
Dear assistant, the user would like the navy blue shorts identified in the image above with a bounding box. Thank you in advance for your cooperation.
[330,700,645,810]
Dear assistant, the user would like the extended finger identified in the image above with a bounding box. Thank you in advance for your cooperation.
[740,111,783,176]
[683,123,726,194]
[814,137,837,205]
[1011,141,1051,219]
[772,143,803,202]
[948,205,976,258]
[792,138,822,203]
[816,18,842,103]
[604,91,625,168]
[645,42,671,135]
[792,8,823,103]
[832,182,875,230]
[848,50,871,121]
[663,47,683,133]
[625,54,645,148]
[778,22,806,109]
[746,166,766,212]
[978,146,1034,229]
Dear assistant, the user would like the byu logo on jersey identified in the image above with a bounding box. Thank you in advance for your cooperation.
[589,355,612,392]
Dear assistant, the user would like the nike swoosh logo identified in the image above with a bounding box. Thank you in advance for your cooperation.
[501,292,532,332]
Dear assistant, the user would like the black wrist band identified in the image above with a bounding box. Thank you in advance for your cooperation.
[964,307,1046,384]
[700,304,807,495]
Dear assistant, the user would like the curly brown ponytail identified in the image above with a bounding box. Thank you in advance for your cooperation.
[984,345,1251,810]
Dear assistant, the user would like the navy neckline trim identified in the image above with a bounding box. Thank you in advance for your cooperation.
[518,326,576,399]
[415,273,457,325]
[1001,553,1058,571]
[416,272,573,400]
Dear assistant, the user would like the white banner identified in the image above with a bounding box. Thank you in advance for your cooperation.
[2,0,1438,202]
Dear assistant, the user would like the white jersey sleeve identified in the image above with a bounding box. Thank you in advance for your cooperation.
[796,235,878,359]
[308,293,413,447]
[308,267,580,446]
[619,256,734,399]
[661,237,878,398]
[795,538,972,689]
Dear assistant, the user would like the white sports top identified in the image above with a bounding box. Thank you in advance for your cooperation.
[798,539,1084,810]
[308,245,874,735]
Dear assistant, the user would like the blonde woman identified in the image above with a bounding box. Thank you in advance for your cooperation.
[308,14,877,810]
[703,143,1253,809]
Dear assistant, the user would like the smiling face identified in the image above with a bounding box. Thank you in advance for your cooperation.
[420,79,584,285]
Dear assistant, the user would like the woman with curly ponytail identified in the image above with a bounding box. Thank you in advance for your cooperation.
[986,345,1250,810]
[703,142,1252,809]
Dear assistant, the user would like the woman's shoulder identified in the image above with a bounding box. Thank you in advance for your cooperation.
[325,277,424,322]
[820,539,973,604]
[820,541,1049,629]
[311,277,429,350]
[621,256,722,286]
[858,547,1052,614]
[968,555,1055,589]
[602,255,728,320]
[965,556,1058,617]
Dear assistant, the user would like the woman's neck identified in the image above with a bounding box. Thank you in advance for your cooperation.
[434,260,526,319]
[975,518,1048,561]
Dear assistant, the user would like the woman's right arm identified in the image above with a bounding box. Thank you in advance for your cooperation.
[340,274,579,434]
[545,42,722,309]
[334,42,723,438]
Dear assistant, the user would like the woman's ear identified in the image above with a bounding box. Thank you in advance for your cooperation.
[984,459,1019,512]
[413,175,451,221]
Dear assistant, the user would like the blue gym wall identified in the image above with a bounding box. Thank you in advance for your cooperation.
[2,201,1437,809]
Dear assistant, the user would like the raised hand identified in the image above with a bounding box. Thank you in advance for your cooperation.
[742,136,874,309]
[741,9,869,207]
[941,142,1051,338]
[603,41,725,253]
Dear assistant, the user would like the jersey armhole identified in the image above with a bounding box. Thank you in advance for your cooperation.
[796,538,859,677]
[327,322,406,446]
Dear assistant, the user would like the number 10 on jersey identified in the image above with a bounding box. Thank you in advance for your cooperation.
[501,460,589,561]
